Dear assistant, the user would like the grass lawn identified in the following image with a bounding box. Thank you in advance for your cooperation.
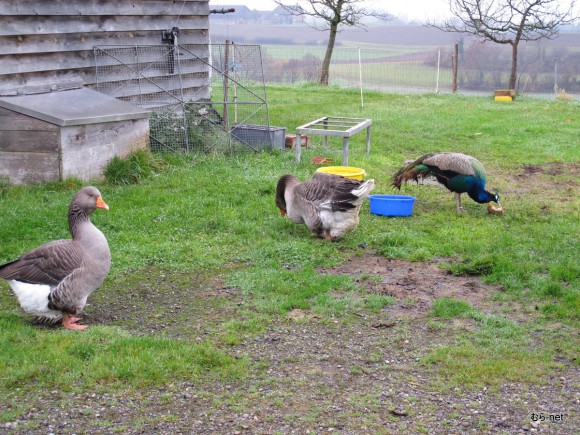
[0,86,578,429]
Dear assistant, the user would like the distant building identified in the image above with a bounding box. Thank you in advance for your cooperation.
[265,6,294,24]
[209,5,254,22]
[209,4,298,24]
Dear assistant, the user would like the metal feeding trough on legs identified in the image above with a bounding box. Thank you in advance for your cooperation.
[295,116,372,166]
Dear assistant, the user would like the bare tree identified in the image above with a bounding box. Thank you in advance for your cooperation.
[430,0,578,90]
[274,1,393,85]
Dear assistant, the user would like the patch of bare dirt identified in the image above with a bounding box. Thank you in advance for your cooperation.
[522,162,580,178]
[494,161,579,217]
[320,254,500,319]
[85,267,244,337]
[509,162,580,193]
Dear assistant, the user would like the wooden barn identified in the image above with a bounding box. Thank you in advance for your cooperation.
[0,0,211,184]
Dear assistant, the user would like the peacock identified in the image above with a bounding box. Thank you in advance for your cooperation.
[392,152,501,213]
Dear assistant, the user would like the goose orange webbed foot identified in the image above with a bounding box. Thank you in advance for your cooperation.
[63,313,87,330]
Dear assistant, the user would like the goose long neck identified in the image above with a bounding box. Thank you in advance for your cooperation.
[68,203,91,239]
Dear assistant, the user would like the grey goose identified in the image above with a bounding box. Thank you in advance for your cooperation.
[0,186,111,330]
[276,172,375,241]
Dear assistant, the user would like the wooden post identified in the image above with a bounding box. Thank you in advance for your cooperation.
[452,43,458,93]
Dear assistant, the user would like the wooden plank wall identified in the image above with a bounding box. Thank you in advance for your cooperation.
[0,0,210,97]
[0,107,60,183]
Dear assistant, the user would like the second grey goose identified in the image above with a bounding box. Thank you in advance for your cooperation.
[275,172,375,241]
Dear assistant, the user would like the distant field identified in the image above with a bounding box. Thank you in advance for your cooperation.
[211,22,465,47]
[262,45,425,61]
[210,22,580,50]
[259,45,455,93]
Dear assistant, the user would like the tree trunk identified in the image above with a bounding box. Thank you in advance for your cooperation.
[320,21,339,86]
[509,42,518,90]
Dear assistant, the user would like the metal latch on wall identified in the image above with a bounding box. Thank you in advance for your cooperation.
[161,27,179,45]
[162,27,180,74]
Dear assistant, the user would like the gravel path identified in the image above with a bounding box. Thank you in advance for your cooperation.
[2,254,578,434]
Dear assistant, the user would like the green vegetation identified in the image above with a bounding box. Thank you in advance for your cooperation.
[431,297,474,319]
[103,149,166,185]
[0,86,577,396]
[0,316,243,390]
[425,303,558,388]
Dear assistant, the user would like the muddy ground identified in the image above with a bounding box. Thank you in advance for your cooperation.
[3,252,578,434]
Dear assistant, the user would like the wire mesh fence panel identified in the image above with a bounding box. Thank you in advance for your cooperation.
[95,43,273,154]
[262,46,454,93]
[259,44,579,98]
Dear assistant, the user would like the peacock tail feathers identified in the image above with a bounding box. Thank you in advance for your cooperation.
[393,152,489,188]
[392,152,499,207]
[392,167,426,188]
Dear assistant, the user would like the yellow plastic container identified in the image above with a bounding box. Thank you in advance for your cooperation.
[494,95,513,102]
[316,166,366,180]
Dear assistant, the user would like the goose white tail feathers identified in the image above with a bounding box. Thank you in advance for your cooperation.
[6,280,62,322]
[352,179,375,201]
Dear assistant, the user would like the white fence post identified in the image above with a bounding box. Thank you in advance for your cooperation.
[436,49,441,94]
[359,47,364,108]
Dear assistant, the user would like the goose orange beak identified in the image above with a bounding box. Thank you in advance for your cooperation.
[278,208,287,217]
[96,196,109,211]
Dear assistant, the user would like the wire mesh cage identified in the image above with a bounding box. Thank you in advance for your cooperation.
[94,43,276,153]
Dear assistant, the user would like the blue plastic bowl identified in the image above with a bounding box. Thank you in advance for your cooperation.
[369,194,416,217]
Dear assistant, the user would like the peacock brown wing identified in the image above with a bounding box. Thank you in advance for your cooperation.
[421,153,476,176]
